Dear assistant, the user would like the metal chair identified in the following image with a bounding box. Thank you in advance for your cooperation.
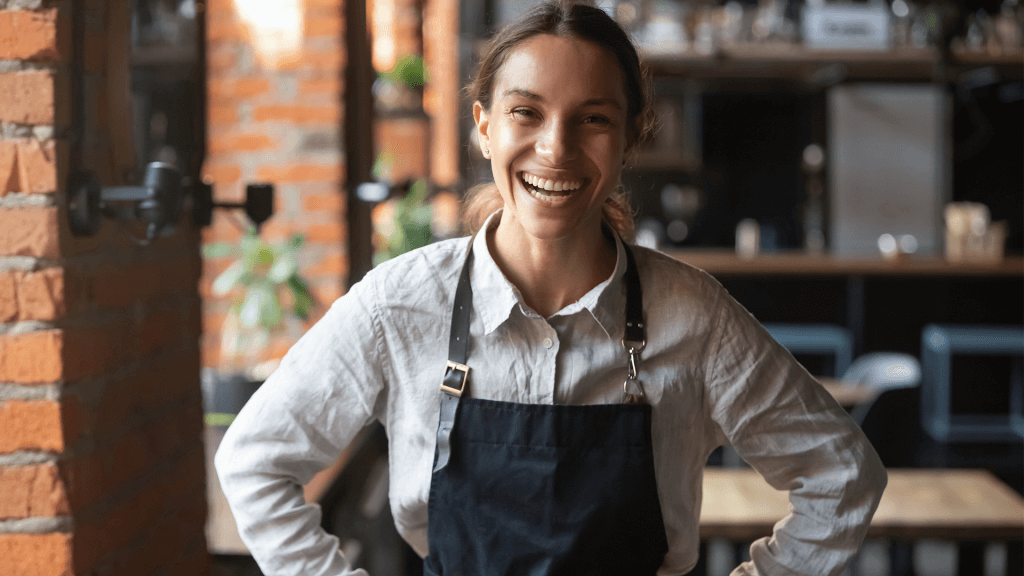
[841,352,922,425]
[763,323,854,377]
[920,324,1024,442]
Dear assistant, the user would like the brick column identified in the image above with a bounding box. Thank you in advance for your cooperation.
[202,0,348,368]
[0,2,209,575]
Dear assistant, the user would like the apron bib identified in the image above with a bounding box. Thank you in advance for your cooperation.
[424,240,669,576]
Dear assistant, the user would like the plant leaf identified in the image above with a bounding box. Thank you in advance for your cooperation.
[203,242,238,259]
[212,261,246,296]
[268,250,298,283]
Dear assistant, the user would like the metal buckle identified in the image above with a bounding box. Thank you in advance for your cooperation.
[440,360,470,397]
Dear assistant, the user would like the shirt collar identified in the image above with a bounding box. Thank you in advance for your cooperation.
[470,210,628,340]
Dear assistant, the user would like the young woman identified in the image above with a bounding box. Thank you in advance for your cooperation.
[216,2,886,575]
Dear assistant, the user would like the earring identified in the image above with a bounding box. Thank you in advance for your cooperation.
[483,148,490,158]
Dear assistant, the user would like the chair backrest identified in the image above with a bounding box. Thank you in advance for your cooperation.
[842,352,922,425]
[842,352,922,392]
[763,323,853,376]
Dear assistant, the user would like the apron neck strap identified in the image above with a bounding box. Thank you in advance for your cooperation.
[444,236,645,396]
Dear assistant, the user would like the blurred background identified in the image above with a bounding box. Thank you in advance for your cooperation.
[0,0,1020,575]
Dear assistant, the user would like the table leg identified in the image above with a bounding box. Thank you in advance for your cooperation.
[956,542,985,576]
[690,541,707,576]
[889,541,916,576]
[1008,540,1023,576]
[846,276,865,357]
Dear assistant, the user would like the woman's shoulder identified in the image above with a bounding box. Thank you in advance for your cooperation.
[359,236,473,302]
[629,244,726,302]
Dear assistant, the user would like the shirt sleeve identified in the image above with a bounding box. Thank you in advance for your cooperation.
[214,274,389,576]
[702,287,887,576]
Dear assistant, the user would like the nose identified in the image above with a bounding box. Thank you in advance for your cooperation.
[536,118,578,164]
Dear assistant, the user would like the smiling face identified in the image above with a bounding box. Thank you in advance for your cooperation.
[474,34,631,245]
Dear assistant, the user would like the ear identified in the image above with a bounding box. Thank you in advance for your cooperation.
[473,101,490,157]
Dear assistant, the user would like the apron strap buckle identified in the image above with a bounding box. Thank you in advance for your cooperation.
[441,360,470,397]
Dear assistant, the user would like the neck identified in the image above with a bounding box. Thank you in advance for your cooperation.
[488,214,617,318]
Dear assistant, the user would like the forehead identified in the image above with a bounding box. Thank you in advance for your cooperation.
[493,34,626,107]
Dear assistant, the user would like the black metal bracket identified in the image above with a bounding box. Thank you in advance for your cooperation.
[68,161,184,239]
[67,163,275,239]
[192,182,274,232]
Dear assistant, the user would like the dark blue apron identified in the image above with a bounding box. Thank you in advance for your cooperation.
[424,240,669,576]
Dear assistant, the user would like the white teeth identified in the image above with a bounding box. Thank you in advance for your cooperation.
[521,172,582,193]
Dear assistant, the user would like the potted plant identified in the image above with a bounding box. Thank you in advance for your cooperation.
[373,54,428,112]
[202,229,316,425]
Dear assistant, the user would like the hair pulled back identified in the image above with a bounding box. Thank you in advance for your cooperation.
[462,0,654,241]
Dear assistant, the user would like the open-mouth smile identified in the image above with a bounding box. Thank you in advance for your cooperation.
[518,171,586,202]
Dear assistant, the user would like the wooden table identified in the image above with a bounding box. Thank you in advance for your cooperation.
[817,377,877,407]
[700,468,1024,541]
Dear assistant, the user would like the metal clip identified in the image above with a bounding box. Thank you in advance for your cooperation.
[622,342,646,403]
[623,377,646,403]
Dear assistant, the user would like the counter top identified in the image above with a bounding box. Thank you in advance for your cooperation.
[663,250,1024,277]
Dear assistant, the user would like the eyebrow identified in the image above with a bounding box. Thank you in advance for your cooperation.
[500,88,623,110]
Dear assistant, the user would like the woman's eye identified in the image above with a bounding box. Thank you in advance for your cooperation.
[583,115,610,125]
[511,108,536,120]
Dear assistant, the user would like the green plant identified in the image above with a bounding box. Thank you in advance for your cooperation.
[378,54,428,89]
[204,229,316,372]
[374,178,434,266]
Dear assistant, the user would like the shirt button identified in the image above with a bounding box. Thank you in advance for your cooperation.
[542,337,553,349]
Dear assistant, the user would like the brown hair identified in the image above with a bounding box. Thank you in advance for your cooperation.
[462,0,654,241]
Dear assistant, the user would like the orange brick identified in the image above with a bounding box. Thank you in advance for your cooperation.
[0,330,63,383]
[0,71,54,124]
[0,140,16,195]
[311,283,343,307]
[299,78,342,95]
[306,252,347,276]
[208,78,271,102]
[0,533,72,576]
[208,133,277,154]
[205,0,236,17]
[305,14,343,37]
[305,223,344,243]
[16,139,59,194]
[0,268,66,323]
[0,9,59,61]
[206,18,244,42]
[252,104,341,124]
[207,105,238,126]
[206,45,237,72]
[201,162,241,185]
[256,163,342,183]
[301,191,344,212]
[0,207,60,258]
[16,268,66,321]
[0,464,69,518]
[278,47,344,71]
[0,401,63,453]
[0,272,15,322]
[201,219,243,244]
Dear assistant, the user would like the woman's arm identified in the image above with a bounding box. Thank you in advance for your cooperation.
[215,276,388,576]
[703,289,887,576]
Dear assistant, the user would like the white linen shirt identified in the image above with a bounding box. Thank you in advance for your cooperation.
[215,214,887,576]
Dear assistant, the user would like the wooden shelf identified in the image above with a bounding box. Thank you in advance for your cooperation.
[643,44,941,81]
[643,44,1024,81]
[663,249,1024,277]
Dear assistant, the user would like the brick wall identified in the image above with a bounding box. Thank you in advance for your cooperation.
[0,1,209,575]
[202,0,349,369]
